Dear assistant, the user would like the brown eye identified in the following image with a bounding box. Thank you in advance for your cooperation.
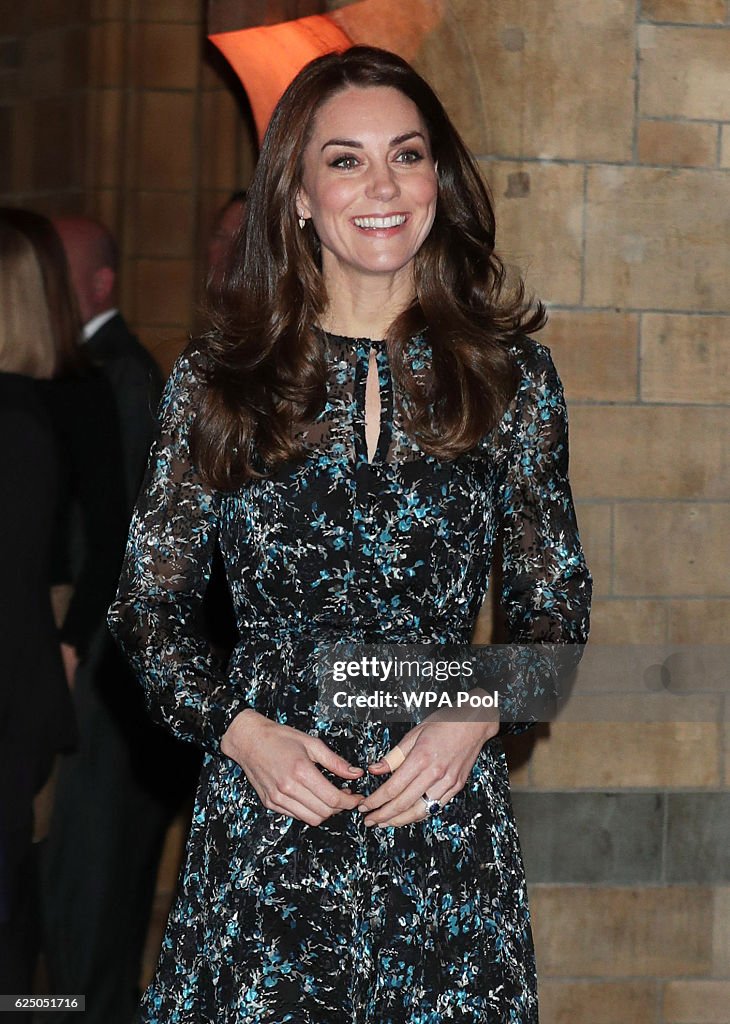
[395,149,424,163]
[330,154,360,169]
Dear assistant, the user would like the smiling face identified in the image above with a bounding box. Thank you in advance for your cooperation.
[296,85,438,291]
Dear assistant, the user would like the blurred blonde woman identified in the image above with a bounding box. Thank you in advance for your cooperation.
[0,209,128,1005]
[0,218,76,1002]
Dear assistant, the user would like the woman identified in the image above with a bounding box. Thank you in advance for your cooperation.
[0,220,77,997]
[0,207,128,683]
[0,208,128,1007]
[109,46,592,1023]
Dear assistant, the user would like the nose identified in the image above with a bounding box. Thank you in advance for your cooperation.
[365,160,400,202]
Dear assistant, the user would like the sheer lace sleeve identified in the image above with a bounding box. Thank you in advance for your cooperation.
[107,351,247,755]
[495,340,593,733]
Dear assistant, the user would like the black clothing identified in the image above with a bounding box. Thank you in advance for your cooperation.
[0,373,75,995]
[41,372,128,656]
[85,313,164,512]
[0,373,76,831]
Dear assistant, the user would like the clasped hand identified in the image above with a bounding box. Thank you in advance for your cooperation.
[221,693,499,828]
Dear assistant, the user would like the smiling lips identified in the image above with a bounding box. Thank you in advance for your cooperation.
[352,213,409,230]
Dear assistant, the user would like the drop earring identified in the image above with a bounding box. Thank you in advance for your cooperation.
[298,215,306,229]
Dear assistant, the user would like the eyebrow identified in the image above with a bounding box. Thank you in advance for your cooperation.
[320,131,426,151]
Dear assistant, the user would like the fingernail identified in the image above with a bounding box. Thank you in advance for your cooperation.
[348,765,361,774]
[370,759,385,768]
[358,805,368,813]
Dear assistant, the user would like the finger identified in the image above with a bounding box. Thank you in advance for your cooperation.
[378,744,406,772]
[250,770,362,819]
[368,730,420,773]
[267,793,333,827]
[307,737,364,780]
[296,762,364,811]
[279,743,364,809]
[309,781,364,812]
[378,785,459,828]
[363,770,450,825]
[273,766,361,820]
[270,774,342,820]
[358,755,426,813]
[381,803,429,827]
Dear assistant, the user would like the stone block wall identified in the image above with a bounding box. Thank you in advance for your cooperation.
[0,0,257,374]
[451,3,729,1020]
[89,0,256,370]
[0,1,91,207]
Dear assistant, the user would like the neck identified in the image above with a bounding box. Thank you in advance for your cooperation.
[319,258,415,339]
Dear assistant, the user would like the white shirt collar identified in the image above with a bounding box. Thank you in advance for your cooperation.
[83,308,119,341]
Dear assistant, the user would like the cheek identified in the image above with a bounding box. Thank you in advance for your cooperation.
[411,178,438,238]
[416,173,439,211]
[308,180,358,227]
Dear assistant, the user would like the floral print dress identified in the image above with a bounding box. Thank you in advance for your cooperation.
[108,328,592,1024]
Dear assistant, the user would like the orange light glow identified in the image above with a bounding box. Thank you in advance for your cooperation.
[209,16,353,143]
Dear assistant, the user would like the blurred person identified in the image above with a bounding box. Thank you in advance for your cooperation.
[0,208,128,1010]
[52,217,163,509]
[41,216,199,1024]
[0,208,126,688]
[206,189,248,295]
[0,219,76,1006]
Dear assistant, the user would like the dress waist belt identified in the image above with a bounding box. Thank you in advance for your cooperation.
[234,619,474,644]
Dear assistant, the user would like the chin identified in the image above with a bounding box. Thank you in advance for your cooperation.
[359,252,417,275]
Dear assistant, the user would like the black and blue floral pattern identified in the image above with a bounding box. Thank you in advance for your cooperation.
[108,328,592,1023]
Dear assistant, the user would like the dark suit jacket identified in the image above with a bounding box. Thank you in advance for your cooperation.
[42,371,128,657]
[85,313,163,512]
[0,373,77,835]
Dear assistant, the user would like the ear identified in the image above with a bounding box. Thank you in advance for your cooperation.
[93,266,115,305]
[295,187,312,221]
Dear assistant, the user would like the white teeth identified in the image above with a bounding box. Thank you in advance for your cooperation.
[353,214,407,229]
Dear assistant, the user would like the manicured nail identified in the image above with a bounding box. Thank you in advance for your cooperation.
[348,765,362,774]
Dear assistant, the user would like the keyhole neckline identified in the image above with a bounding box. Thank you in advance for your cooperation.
[316,326,385,349]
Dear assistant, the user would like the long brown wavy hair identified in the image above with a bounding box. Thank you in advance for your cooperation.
[192,45,546,490]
